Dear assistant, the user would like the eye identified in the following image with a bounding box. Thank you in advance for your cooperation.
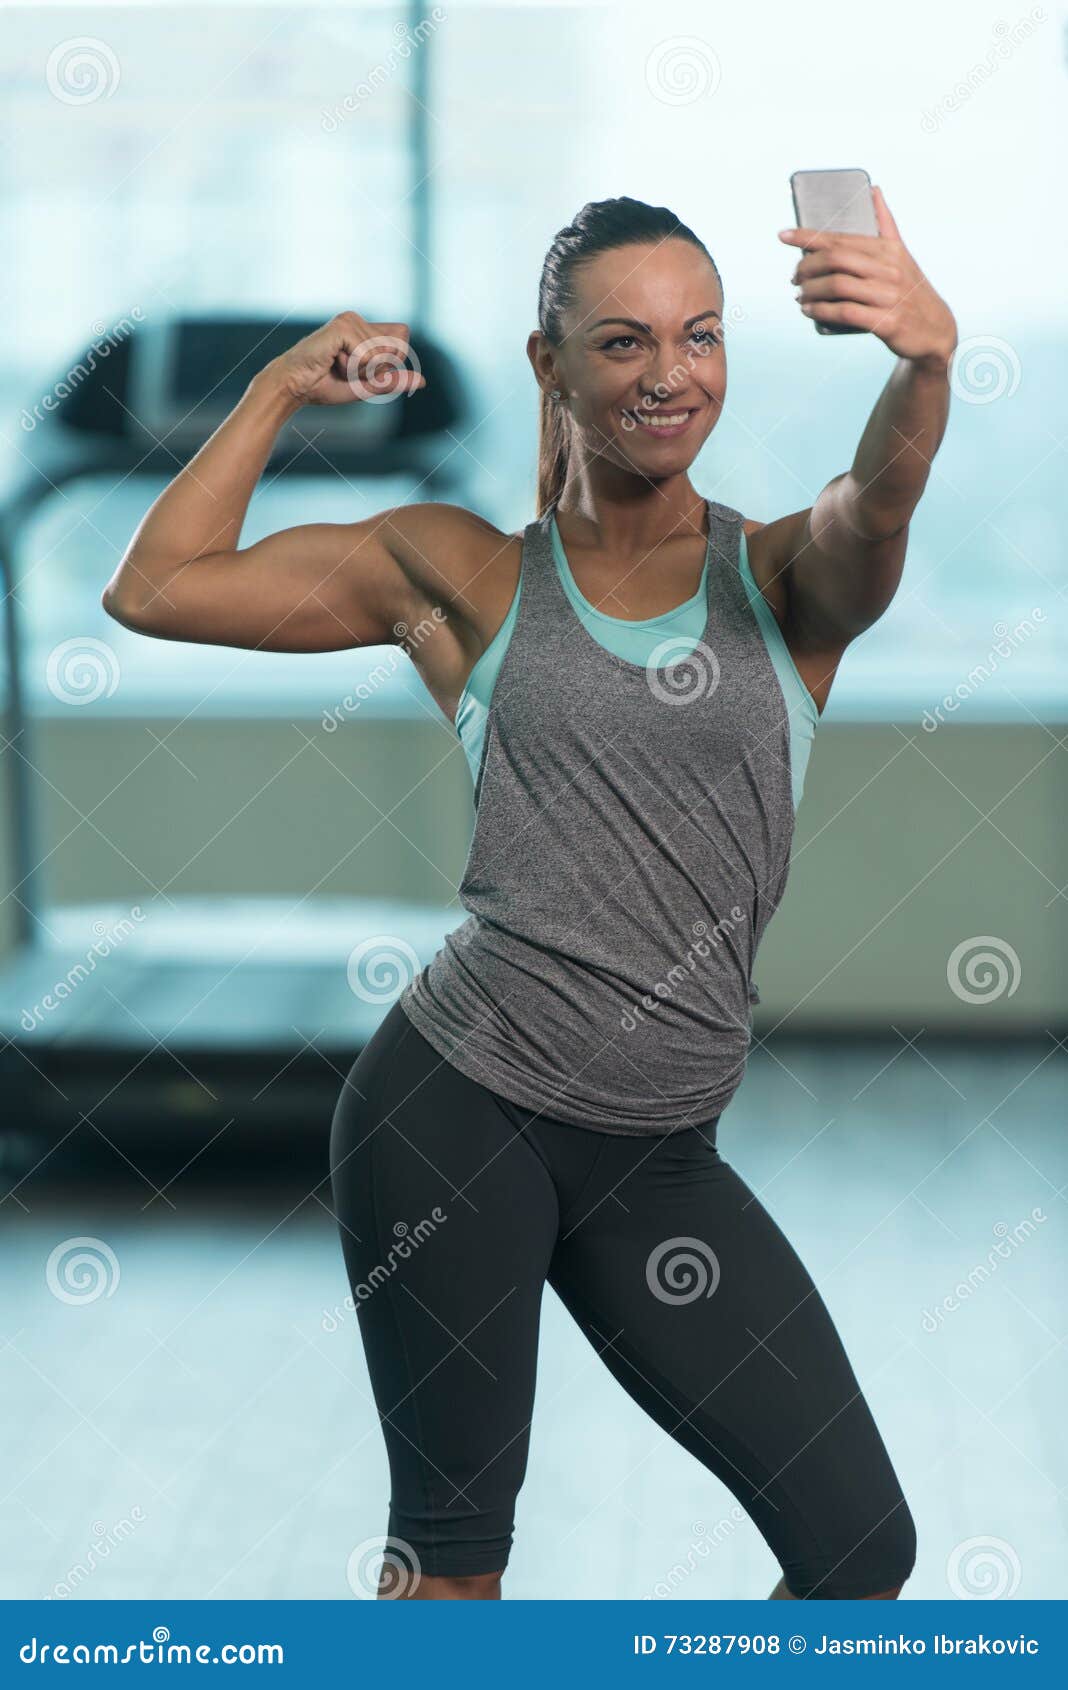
[688,324,722,351]
[602,334,640,351]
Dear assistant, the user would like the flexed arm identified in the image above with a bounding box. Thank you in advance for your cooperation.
[101,312,432,652]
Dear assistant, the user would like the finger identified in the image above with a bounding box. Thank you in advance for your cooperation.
[347,345,416,384]
[337,317,412,365]
[329,310,373,347]
[358,365,409,391]
[373,369,425,393]
[355,367,426,396]
[778,226,884,253]
[349,335,412,368]
[798,274,899,311]
[367,321,411,343]
[871,186,901,242]
[353,323,413,363]
[798,298,884,332]
[792,247,895,284]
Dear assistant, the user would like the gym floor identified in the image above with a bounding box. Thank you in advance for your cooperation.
[2,1032,1064,1601]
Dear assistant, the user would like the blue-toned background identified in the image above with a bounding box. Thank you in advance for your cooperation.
[0,0,1064,1605]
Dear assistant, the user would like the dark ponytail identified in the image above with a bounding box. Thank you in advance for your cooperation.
[535,196,721,515]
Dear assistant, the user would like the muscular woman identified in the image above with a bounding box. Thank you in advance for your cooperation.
[104,189,956,1602]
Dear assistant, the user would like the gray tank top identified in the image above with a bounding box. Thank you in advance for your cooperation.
[398,497,797,1136]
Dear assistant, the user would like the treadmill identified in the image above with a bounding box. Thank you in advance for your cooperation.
[0,314,470,1148]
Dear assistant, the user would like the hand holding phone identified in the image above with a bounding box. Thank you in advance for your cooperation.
[781,177,958,365]
[788,168,878,336]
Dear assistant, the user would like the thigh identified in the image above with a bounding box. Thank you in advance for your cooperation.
[329,1004,560,1578]
[547,1127,916,1598]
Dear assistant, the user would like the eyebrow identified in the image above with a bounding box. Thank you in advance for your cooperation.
[584,308,722,335]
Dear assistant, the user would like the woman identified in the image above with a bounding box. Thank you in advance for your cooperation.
[104,192,956,1602]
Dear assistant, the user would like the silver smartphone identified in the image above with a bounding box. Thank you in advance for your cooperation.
[789,168,878,336]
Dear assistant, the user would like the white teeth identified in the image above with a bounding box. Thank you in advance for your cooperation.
[629,411,690,430]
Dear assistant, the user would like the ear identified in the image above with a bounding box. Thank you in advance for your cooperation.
[526,328,559,392]
[871,185,901,242]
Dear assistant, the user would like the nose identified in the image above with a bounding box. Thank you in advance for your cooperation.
[637,344,695,406]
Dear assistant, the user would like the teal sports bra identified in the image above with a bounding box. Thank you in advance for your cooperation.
[454,513,819,810]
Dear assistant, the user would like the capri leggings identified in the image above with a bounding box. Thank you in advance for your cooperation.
[328,1001,916,1598]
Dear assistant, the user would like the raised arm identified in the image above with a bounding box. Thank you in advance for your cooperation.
[101,313,484,660]
[754,187,957,681]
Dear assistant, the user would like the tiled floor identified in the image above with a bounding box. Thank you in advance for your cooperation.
[2,1034,1064,1601]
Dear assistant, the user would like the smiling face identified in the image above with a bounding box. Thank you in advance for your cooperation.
[531,237,727,483]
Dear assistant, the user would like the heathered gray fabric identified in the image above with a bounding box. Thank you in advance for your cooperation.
[398,498,797,1136]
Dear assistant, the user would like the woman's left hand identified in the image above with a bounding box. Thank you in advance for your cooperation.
[778,186,957,369]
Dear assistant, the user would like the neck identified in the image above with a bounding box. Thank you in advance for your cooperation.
[554,459,707,557]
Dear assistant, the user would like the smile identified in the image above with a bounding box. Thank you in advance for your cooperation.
[622,406,698,436]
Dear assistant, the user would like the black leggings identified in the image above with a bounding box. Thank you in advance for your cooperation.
[328,1002,916,1597]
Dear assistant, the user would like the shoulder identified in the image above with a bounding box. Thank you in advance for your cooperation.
[733,513,794,628]
[736,511,805,627]
[379,501,521,597]
[736,507,847,718]
[380,501,515,570]
[376,500,524,652]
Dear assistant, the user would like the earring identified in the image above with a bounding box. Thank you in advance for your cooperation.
[550,388,562,400]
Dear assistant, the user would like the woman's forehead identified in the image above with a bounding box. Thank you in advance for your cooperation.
[567,241,721,330]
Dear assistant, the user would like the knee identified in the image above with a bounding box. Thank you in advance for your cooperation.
[872,1501,917,1593]
[792,1502,917,1600]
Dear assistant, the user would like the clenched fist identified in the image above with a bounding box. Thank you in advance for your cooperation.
[265,311,427,406]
